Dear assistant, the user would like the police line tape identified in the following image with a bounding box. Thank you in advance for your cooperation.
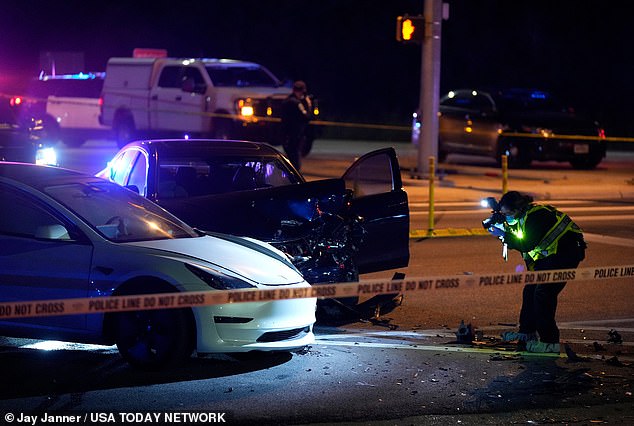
[0,264,632,320]
[4,92,634,142]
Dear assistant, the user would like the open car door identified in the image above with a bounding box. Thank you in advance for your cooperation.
[342,147,410,274]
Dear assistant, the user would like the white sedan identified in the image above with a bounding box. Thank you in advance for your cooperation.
[0,162,316,369]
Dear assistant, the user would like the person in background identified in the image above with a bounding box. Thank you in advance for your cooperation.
[281,80,313,170]
[486,191,586,353]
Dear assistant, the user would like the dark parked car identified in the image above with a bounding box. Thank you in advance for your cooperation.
[0,96,57,166]
[97,139,410,318]
[412,88,607,169]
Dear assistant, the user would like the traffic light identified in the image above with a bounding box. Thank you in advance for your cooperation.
[396,15,425,43]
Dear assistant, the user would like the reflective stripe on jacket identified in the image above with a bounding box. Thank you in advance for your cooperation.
[517,205,583,261]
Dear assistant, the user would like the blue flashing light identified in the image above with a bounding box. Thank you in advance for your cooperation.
[530,91,548,99]
[40,72,105,82]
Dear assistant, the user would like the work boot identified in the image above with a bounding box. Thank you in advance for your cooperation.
[525,340,561,353]
[500,331,537,342]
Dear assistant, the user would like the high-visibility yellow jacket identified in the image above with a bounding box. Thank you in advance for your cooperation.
[505,204,583,264]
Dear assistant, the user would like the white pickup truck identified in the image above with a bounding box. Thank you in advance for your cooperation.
[14,72,109,147]
[99,53,317,149]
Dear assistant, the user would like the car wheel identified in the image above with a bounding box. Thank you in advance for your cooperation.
[113,115,135,148]
[114,306,193,370]
[570,155,602,170]
[315,260,360,323]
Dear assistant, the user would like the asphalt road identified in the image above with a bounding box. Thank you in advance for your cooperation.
[1,139,633,425]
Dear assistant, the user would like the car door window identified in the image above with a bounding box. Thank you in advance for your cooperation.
[158,66,184,88]
[442,93,473,109]
[127,151,148,195]
[340,148,409,274]
[110,149,139,186]
[342,150,395,197]
[183,67,206,93]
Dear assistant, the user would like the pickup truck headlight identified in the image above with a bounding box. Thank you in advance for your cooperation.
[236,98,254,120]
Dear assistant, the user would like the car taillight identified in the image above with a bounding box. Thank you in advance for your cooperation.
[10,96,22,107]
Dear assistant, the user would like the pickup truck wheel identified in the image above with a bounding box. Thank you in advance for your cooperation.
[114,116,135,148]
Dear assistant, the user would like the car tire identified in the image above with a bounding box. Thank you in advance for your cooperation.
[113,115,136,148]
[114,306,193,370]
[570,155,602,170]
[315,260,360,323]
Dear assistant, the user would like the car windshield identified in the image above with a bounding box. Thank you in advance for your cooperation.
[44,180,198,242]
[205,65,280,87]
[157,156,299,199]
[494,90,569,113]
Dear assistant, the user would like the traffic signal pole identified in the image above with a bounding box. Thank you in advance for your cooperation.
[416,0,443,177]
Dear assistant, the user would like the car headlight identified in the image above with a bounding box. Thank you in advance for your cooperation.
[185,263,255,290]
[35,146,58,166]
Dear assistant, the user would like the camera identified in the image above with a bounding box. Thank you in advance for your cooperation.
[481,197,505,229]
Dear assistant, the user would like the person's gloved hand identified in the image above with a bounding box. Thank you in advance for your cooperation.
[488,225,505,238]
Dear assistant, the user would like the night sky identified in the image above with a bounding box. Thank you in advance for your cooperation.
[2,1,633,139]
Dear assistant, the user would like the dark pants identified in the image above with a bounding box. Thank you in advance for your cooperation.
[283,126,306,170]
[518,250,583,343]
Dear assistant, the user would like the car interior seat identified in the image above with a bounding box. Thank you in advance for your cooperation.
[232,166,257,191]
[175,166,198,197]
[35,224,70,240]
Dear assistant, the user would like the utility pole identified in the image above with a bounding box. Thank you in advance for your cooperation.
[416,0,444,177]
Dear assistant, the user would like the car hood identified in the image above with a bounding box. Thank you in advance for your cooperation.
[157,178,348,243]
[127,234,304,285]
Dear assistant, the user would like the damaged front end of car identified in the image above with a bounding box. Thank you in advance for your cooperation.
[160,178,404,321]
